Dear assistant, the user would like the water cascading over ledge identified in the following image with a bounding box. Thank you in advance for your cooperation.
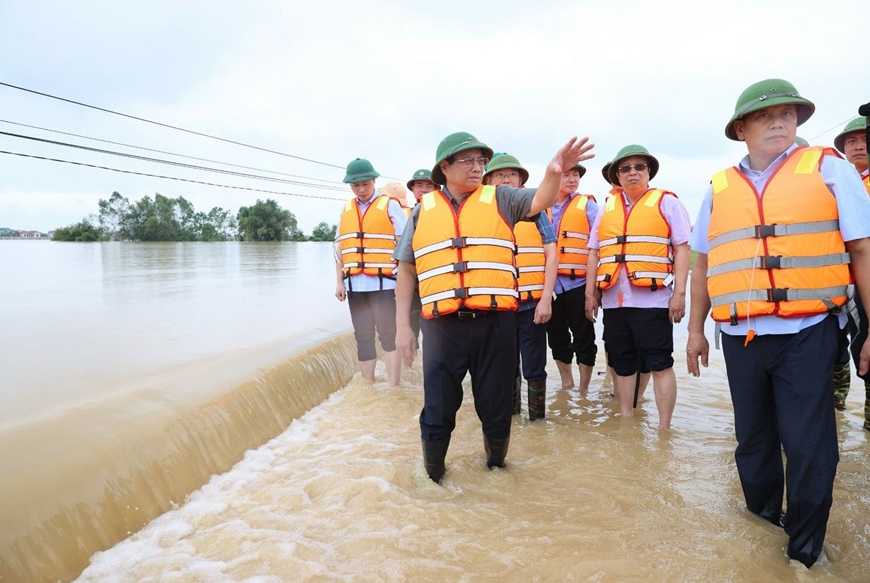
[0,331,357,583]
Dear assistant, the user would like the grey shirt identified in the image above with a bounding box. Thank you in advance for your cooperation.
[393,185,538,265]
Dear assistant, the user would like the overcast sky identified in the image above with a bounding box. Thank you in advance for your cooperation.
[1,0,867,234]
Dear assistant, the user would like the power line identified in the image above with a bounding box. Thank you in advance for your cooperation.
[0,80,347,169]
[0,149,349,202]
[0,118,345,184]
[808,116,855,142]
[0,130,349,192]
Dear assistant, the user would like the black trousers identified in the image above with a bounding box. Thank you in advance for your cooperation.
[410,288,423,348]
[721,316,839,568]
[516,307,548,382]
[848,295,869,379]
[419,311,517,442]
[547,284,597,366]
[347,289,397,361]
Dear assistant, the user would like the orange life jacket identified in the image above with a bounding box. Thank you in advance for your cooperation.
[514,220,545,302]
[413,186,518,318]
[336,194,397,279]
[707,146,852,323]
[597,189,675,291]
[863,171,870,196]
[549,193,595,280]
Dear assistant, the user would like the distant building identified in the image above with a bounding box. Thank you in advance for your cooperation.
[18,230,45,238]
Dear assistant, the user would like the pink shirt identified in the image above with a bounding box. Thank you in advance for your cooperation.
[588,190,691,309]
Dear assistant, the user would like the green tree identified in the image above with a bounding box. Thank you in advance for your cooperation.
[52,218,104,242]
[309,222,337,242]
[98,191,130,241]
[237,199,301,241]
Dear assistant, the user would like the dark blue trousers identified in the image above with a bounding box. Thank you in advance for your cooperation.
[515,306,548,382]
[721,316,839,568]
[419,311,517,442]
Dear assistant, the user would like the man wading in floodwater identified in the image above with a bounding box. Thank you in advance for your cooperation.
[334,158,407,386]
[686,79,870,567]
[393,132,594,483]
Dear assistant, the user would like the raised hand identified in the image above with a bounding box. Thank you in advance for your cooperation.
[547,136,595,175]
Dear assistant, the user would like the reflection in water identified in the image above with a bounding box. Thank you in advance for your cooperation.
[0,241,351,583]
[74,322,870,583]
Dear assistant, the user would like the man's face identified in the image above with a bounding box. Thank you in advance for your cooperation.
[615,156,651,192]
[733,104,797,159]
[559,168,580,195]
[440,148,488,192]
[350,179,376,202]
[843,131,868,171]
[411,180,436,201]
[485,167,523,188]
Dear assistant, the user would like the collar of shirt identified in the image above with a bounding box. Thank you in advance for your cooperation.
[737,143,798,178]
[441,187,475,209]
[553,192,579,210]
[861,168,869,179]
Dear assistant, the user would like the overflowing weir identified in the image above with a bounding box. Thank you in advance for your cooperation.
[0,331,357,583]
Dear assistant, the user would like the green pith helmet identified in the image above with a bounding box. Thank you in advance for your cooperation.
[343,158,380,184]
[725,78,815,141]
[834,116,867,154]
[406,168,434,190]
[607,144,660,185]
[431,132,494,185]
[601,163,612,186]
[795,136,809,147]
[483,153,529,186]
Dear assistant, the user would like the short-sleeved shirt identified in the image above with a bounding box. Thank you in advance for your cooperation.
[690,144,870,336]
[335,193,407,292]
[587,190,691,309]
[518,212,557,312]
[550,192,599,293]
[393,185,537,264]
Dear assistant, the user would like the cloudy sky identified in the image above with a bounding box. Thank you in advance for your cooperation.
[0,0,867,234]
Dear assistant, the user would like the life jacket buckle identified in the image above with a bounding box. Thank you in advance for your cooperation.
[454,288,469,300]
[613,254,626,263]
[450,236,467,248]
[766,288,788,302]
[759,255,781,269]
[614,235,627,244]
[754,224,777,238]
[453,261,469,273]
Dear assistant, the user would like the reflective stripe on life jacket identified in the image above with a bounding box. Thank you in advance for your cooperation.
[514,220,545,302]
[707,146,852,323]
[412,185,518,318]
[596,189,675,291]
[549,193,595,280]
[336,194,398,279]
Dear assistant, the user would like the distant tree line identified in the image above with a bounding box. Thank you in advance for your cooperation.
[51,192,337,243]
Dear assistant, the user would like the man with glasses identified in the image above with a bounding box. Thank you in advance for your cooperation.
[394,132,594,483]
[482,154,557,421]
[335,158,407,386]
[547,163,599,394]
[686,79,870,567]
[585,145,691,430]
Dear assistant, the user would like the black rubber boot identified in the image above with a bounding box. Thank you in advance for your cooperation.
[484,434,510,469]
[512,375,522,415]
[422,438,449,484]
[528,379,546,421]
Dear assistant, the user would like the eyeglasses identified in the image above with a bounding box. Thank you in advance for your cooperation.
[617,163,649,175]
[453,156,490,168]
[491,171,520,179]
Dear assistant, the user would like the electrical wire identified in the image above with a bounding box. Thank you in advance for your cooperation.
[0,81,404,180]
[0,118,345,184]
[0,149,349,202]
[0,130,349,192]
[0,81,348,169]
